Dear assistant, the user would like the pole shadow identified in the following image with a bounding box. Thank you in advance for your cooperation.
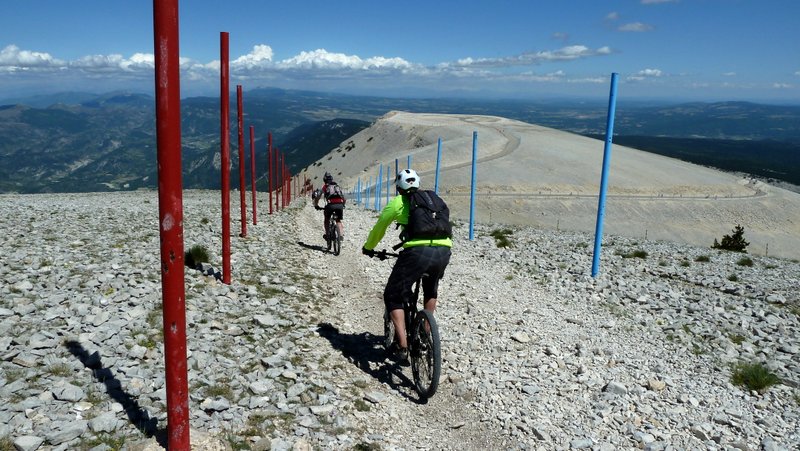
[64,340,168,447]
[316,322,425,403]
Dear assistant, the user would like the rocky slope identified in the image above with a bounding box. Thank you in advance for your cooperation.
[0,190,798,450]
[299,112,800,260]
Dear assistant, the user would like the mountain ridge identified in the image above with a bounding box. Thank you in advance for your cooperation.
[1,88,799,194]
[299,111,800,259]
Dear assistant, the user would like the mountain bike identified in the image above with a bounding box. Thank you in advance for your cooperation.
[372,249,442,399]
[316,206,343,255]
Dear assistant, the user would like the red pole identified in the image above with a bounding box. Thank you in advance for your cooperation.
[237,85,247,238]
[153,1,190,448]
[267,133,273,215]
[285,163,290,206]
[249,125,257,225]
[280,150,285,210]
[276,150,282,211]
[281,152,286,210]
[288,169,292,204]
[220,32,231,285]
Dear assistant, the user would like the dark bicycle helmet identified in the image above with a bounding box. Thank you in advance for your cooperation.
[323,172,333,183]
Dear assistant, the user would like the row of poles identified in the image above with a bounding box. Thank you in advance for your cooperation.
[153,3,305,447]
[154,2,619,447]
[350,72,619,275]
[220,33,299,284]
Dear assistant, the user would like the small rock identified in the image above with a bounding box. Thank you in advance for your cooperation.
[511,332,531,343]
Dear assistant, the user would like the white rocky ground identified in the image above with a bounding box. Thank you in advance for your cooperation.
[1,190,798,451]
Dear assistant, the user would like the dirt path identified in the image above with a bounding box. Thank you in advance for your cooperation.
[291,197,508,450]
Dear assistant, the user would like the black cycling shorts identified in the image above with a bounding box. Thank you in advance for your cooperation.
[324,203,344,221]
[383,246,451,311]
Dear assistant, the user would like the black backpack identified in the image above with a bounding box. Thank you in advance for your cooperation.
[402,190,452,241]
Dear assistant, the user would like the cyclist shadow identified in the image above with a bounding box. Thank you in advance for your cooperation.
[296,241,329,254]
[316,322,425,404]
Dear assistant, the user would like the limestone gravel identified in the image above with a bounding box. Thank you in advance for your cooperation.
[0,190,798,450]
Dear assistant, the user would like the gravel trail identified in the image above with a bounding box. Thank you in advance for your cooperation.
[1,190,798,451]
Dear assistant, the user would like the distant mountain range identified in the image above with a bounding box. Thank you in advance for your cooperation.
[1,88,798,193]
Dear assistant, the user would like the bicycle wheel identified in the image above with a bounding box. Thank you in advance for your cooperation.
[410,309,441,398]
[332,223,341,256]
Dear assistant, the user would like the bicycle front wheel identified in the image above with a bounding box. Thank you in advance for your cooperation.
[411,309,441,399]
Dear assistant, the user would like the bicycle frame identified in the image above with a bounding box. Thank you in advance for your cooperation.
[374,249,441,398]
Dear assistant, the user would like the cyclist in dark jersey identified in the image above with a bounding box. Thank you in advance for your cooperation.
[314,172,346,240]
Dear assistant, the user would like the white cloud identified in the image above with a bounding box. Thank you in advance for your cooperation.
[605,12,620,21]
[69,52,153,72]
[450,45,611,69]
[795,71,800,76]
[552,32,569,42]
[0,42,618,98]
[773,83,793,89]
[627,68,663,81]
[618,22,654,32]
[723,72,736,77]
[122,53,155,70]
[274,49,413,73]
[232,44,274,69]
[0,44,65,69]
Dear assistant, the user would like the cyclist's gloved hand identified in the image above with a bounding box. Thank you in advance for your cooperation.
[362,247,375,258]
[314,205,322,210]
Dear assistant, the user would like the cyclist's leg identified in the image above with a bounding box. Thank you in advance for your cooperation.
[420,246,452,313]
[322,206,331,237]
[334,206,344,238]
[389,308,407,349]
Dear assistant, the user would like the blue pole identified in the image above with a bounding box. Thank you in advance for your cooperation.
[376,165,383,210]
[386,164,390,204]
[407,155,412,169]
[434,137,442,194]
[591,73,619,277]
[394,158,399,194]
[366,177,371,210]
[469,131,477,241]
[356,177,361,204]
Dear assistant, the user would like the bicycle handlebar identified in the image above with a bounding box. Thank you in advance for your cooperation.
[371,249,400,260]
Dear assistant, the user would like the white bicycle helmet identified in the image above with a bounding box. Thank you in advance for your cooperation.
[396,168,420,191]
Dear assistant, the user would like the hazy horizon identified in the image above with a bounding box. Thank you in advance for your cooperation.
[2,2,798,104]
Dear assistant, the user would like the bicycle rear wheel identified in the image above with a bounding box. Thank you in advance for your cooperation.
[326,220,333,252]
[410,309,441,398]
[332,223,341,255]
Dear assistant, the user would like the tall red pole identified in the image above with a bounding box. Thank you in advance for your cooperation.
[285,162,290,206]
[267,133,273,215]
[280,151,285,210]
[249,125,257,225]
[286,164,290,205]
[220,32,231,285]
[153,1,190,448]
[236,85,247,238]
[276,150,281,211]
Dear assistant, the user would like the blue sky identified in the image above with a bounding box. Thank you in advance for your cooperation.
[1,0,799,103]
